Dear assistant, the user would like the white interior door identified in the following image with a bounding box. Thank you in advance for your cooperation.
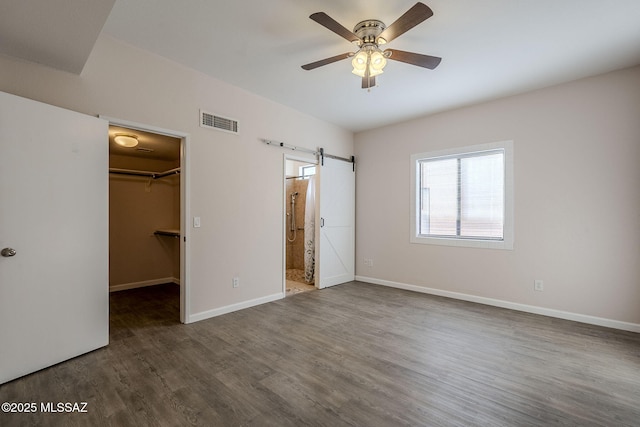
[0,92,109,384]
[318,156,355,288]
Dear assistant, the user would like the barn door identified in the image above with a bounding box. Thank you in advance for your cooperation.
[317,152,355,288]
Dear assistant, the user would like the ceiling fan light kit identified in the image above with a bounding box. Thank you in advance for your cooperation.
[302,2,441,90]
[351,47,388,78]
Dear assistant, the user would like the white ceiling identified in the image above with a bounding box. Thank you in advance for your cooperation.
[4,1,640,132]
[0,0,115,74]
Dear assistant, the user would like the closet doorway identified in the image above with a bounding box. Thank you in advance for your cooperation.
[107,121,189,323]
[284,157,317,296]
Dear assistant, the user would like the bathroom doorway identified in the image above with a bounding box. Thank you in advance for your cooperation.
[284,157,317,296]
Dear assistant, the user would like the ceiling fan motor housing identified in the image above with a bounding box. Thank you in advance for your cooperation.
[353,20,386,45]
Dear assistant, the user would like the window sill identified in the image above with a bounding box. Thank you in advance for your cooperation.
[410,235,514,250]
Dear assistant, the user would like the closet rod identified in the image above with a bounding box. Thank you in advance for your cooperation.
[109,167,180,179]
[155,167,181,179]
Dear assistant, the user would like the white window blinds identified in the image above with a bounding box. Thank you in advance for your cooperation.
[418,149,505,240]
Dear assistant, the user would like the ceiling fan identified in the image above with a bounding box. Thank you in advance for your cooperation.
[301,2,442,90]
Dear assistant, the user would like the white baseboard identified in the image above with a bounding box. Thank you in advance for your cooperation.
[188,292,284,323]
[109,277,179,292]
[355,275,640,333]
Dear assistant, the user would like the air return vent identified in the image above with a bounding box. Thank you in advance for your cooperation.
[200,110,239,134]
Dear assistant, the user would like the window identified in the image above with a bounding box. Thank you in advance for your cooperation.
[300,165,316,178]
[410,141,513,249]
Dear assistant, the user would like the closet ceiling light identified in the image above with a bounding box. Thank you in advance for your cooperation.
[114,134,139,148]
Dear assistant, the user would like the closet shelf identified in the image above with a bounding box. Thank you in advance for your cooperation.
[109,167,180,179]
[154,229,180,238]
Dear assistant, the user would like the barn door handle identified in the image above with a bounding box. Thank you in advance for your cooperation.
[1,248,17,257]
[320,218,325,228]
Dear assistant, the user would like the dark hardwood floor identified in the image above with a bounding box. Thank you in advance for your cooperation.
[1,282,639,426]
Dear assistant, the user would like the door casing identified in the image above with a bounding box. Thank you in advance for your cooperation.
[101,116,191,323]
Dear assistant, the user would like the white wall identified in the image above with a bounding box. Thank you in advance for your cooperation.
[4,32,636,328]
[355,65,640,327]
[0,34,353,321]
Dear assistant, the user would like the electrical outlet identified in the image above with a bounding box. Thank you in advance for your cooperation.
[534,280,544,292]
[232,277,239,288]
[363,258,373,267]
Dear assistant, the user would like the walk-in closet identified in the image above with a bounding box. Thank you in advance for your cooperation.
[108,126,182,318]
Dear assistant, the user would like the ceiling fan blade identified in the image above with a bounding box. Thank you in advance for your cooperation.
[385,49,441,69]
[310,12,359,43]
[301,53,351,70]
[377,2,433,44]
[362,75,376,89]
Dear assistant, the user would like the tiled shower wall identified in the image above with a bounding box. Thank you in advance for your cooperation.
[285,178,309,270]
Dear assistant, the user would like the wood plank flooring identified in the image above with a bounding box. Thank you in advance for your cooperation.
[1,281,639,426]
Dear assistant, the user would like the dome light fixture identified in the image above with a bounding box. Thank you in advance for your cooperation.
[114,134,139,148]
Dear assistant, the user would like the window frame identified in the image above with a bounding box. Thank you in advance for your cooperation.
[410,140,514,250]
[300,164,316,179]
